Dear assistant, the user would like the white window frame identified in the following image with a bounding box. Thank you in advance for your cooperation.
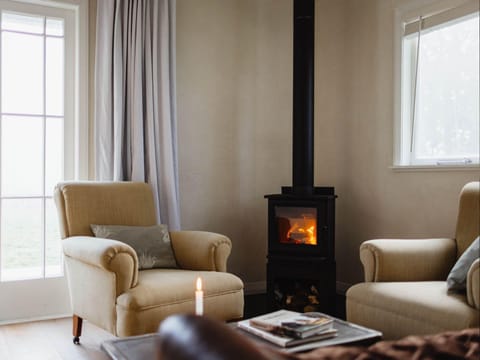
[393,0,480,171]
[0,0,87,323]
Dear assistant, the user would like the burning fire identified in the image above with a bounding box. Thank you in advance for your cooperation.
[285,217,316,245]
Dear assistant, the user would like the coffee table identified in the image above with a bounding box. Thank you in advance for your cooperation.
[102,314,382,359]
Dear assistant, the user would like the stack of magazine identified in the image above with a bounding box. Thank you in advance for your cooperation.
[237,310,337,348]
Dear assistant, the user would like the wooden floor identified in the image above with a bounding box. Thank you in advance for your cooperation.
[0,317,115,360]
[0,294,346,359]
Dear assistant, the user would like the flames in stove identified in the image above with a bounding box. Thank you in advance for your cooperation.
[286,218,316,245]
[276,207,317,245]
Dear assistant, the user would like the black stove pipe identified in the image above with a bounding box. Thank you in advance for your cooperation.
[291,0,314,195]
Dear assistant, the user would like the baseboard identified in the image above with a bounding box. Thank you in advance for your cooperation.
[0,313,71,326]
[244,281,266,295]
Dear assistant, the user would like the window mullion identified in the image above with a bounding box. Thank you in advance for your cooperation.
[41,16,46,279]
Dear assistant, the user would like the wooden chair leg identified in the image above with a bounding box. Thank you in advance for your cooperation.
[72,315,83,345]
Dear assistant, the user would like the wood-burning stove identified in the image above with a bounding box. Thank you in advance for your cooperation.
[265,187,336,314]
[265,0,337,315]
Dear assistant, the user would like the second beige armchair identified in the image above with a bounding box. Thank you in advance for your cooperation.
[54,181,244,343]
[346,182,480,340]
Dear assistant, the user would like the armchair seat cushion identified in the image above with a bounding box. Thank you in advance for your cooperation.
[115,269,244,336]
[347,281,480,340]
[118,269,243,310]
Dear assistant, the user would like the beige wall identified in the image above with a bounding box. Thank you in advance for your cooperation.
[175,0,480,290]
[176,0,292,287]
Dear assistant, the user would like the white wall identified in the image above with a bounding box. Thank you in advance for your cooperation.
[176,0,480,291]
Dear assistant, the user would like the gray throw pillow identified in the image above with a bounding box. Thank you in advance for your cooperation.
[90,224,177,270]
[447,236,479,291]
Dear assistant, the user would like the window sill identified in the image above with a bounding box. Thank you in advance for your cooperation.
[391,164,480,172]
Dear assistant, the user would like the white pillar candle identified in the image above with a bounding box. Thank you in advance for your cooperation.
[195,277,204,315]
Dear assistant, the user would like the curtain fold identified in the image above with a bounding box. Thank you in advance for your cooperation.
[94,0,180,230]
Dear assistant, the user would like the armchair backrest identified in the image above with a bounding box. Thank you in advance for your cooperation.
[54,181,157,239]
[455,181,480,258]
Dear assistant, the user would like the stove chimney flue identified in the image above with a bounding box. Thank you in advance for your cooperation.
[265,1,336,315]
[291,0,314,195]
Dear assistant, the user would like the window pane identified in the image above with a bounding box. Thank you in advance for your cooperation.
[45,117,63,196]
[1,199,43,281]
[1,31,44,114]
[1,12,43,34]
[46,37,64,116]
[45,198,62,277]
[1,115,43,197]
[414,15,479,160]
[46,18,63,36]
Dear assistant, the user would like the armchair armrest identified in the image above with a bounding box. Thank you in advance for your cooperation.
[360,238,456,282]
[169,231,232,272]
[467,258,480,309]
[63,236,138,295]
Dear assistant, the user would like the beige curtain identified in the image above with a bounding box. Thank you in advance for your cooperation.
[94,0,180,229]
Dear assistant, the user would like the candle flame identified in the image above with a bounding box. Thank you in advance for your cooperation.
[196,277,202,291]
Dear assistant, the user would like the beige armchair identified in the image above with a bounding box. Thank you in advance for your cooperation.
[346,181,480,340]
[54,181,244,343]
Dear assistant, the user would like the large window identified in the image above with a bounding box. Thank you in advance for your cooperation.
[0,0,87,283]
[0,0,87,323]
[396,0,479,167]
[0,10,68,282]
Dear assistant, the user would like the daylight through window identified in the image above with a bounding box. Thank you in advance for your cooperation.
[0,10,66,281]
[399,3,479,166]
